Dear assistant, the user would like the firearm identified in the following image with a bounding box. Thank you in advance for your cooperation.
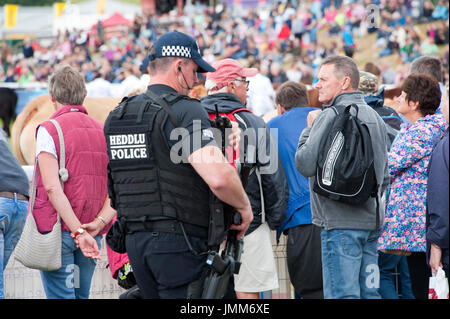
[201,104,249,299]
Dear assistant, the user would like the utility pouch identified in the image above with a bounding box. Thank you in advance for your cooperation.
[207,192,228,248]
[201,252,234,299]
[106,218,127,253]
[187,267,210,299]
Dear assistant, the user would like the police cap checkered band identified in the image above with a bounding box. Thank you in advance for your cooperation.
[148,31,215,73]
[162,45,192,58]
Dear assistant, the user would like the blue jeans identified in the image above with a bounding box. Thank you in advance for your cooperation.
[378,252,415,299]
[40,231,101,299]
[0,196,28,299]
[321,228,381,299]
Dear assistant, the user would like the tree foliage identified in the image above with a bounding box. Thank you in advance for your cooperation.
[0,0,63,6]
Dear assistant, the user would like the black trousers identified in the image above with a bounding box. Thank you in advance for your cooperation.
[125,231,208,299]
[406,252,431,300]
[286,224,324,299]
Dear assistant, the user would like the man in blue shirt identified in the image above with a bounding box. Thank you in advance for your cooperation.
[268,81,323,299]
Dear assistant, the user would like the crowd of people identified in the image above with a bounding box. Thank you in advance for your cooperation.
[0,0,449,301]
[1,0,449,100]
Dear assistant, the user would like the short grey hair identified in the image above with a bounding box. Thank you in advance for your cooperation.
[410,56,442,82]
[48,65,86,105]
[320,55,360,90]
[205,78,242,94]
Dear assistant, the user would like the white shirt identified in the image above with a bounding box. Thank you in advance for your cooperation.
[247,74,276,117]
[35,126,57,159]
[86,78,114,98]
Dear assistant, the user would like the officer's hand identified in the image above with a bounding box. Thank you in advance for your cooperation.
[230,203,253,239]
[228,121,241,151]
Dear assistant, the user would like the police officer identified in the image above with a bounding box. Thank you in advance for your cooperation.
[104,31,253,299]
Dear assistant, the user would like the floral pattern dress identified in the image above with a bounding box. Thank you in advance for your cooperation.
[377,114,447,253]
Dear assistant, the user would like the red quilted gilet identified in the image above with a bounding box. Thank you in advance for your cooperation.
[32,105,110,234]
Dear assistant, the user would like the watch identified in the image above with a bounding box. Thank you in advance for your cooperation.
[73,228,85,238]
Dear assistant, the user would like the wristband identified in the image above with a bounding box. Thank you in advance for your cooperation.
[97,216,107,225]
[73,228,85,239]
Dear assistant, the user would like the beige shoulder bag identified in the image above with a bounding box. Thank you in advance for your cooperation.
[14,119,68,271]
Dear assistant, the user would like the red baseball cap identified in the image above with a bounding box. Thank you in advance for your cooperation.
[206,59,258,91]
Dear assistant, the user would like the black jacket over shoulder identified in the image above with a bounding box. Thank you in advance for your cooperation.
[201,93,289,235]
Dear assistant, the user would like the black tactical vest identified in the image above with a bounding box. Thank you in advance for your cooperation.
[104,92,214,239]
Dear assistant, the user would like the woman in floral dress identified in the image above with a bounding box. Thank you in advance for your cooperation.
[377,73,448,299]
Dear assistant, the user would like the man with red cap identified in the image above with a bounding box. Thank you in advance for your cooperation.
[201,58,288,299]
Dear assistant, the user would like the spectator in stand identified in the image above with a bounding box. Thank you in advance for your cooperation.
[421,37,439,55]
[342,25,355,58]
[1,41,12,71]
[278,21,291,41]
[22,38,34,59]
[4,66,16,82]
[432,0,449,21]
[17,65,35,84]
[379,61,396,85]
[269,61,288,88]
[132,14,142,39]
[291,10,306,46]
[422,1,435,22]
[377,73,448,300]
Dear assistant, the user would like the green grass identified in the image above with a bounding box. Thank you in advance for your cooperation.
[117,0,141,4]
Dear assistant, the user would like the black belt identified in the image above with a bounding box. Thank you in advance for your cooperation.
[0,191,29,201]
[124,219,209,239]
